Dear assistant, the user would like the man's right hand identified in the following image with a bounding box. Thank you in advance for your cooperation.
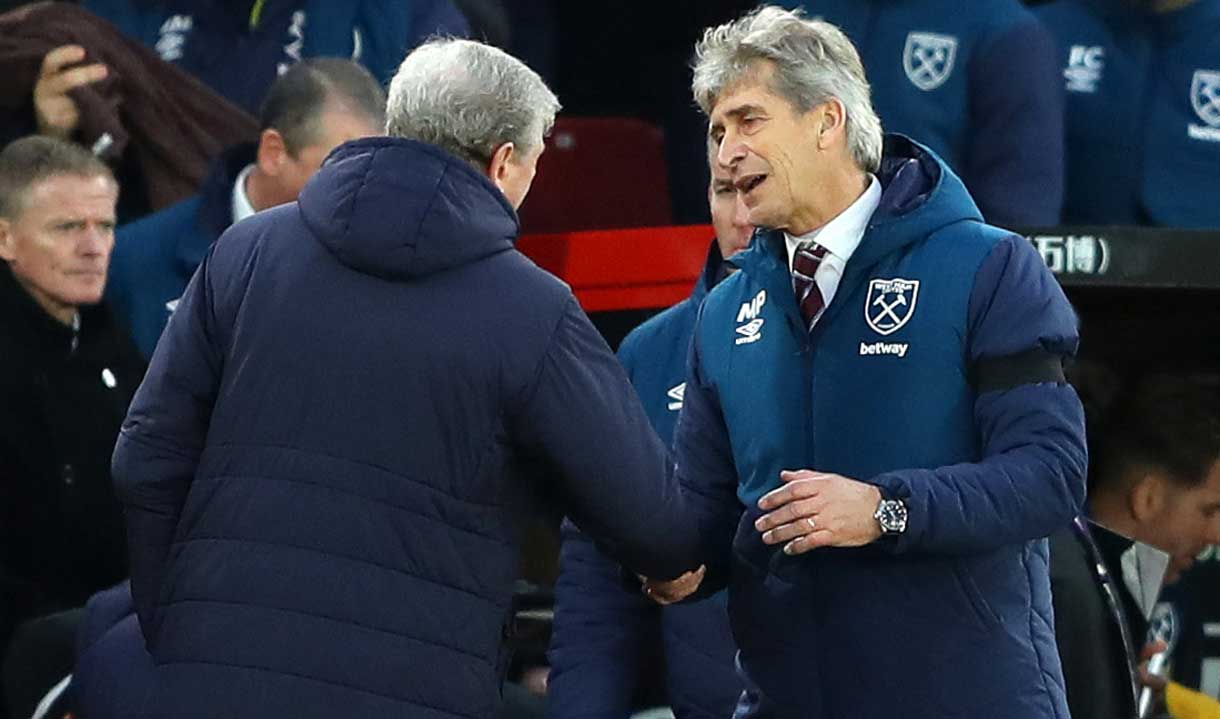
[640,565,705,605]
[34,45,108,139]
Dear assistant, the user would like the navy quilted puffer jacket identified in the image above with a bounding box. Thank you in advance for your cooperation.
[112,137,703,719]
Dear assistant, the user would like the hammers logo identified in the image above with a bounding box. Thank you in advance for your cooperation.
[903,32,958,91]
[1191,70,1220,127]
[865,278,920,336]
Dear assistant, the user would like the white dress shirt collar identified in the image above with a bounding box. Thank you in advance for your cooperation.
[784,174,881,268]
[231,163,258,225]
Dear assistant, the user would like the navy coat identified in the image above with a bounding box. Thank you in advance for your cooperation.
[111,137,702,719]
[549,244,742,719]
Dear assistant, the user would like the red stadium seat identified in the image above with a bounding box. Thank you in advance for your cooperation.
[517,116,673,233]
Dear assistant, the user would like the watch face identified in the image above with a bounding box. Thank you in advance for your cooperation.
[879,500,908,533]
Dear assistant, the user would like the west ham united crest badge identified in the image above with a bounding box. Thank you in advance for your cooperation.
[1191,70,1220,128]
[903,32,958,91]
[865,278,920,336]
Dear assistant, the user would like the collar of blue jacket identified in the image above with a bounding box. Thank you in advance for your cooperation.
[176,142,258,274]
[731,134,982,281]
[298,137,520,281]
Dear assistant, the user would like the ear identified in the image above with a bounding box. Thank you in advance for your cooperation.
[486,141,516,191]
[256,128,289,176]
[0,218,15,263]
[1129,473,1166,524]
[815,98,848,151]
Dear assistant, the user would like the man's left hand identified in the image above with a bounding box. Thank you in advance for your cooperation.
[755,470,882,555]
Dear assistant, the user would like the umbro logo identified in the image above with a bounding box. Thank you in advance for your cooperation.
[734,290,767,345]
[735,319,764,345]
[666,383,685,411]
[165,298,180,314]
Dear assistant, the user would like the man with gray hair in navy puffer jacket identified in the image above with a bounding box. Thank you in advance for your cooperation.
[112,37,706,719]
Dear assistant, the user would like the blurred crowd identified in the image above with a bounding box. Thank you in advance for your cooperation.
[0,1,1217,719]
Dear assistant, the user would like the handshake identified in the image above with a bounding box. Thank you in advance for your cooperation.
[640,469,885,603]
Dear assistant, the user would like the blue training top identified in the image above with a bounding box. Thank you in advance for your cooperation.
[1035,0,1220,227]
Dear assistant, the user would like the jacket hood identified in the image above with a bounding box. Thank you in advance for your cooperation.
[841,133,983,269]
[298,137,520,280]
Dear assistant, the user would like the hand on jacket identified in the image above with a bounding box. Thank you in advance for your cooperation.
[1138,640,1170,693]
[34,45,108,139]
[641,565,705,605]
[755,470,882,555]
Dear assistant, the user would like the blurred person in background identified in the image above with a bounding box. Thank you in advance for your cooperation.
[69,0,468,114]
[1051,373,1220,719]
[110,37,708,719]
[547,140,752,719]
[1165,548,1220,705]
[0,3,262,225]
[0,136,143,719]
[781,0,1066,227]
[1085,377,1220,589]
[106,57,385,358]
[1034,0,1220,227]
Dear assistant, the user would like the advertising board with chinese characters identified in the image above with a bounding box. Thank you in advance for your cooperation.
[1018,228,1220,290]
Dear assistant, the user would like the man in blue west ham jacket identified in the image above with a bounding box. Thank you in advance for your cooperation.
[110,38,706,719]
[106,58,385,358]
[781,0,1065,227]
[548,150,753,719]
[1034,0,1220,228]
[645,8,1088,718]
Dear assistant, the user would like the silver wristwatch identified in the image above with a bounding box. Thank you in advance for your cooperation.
[873,498,909,535]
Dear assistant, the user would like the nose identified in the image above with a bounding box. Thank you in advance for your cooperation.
[733,194,751,227]
[716,131,747,170]
[78,224,113,257]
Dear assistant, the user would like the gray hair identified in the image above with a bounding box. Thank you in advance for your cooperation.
[0,136,115,218]
[692,5,883,172]
[385,38,560,169]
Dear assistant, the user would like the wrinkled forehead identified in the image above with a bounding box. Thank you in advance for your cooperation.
[709,61,786,120]
[12,172,117,218]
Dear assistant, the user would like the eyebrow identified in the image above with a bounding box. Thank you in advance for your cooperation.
[720,103,767,121]
[48,216,115,227]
